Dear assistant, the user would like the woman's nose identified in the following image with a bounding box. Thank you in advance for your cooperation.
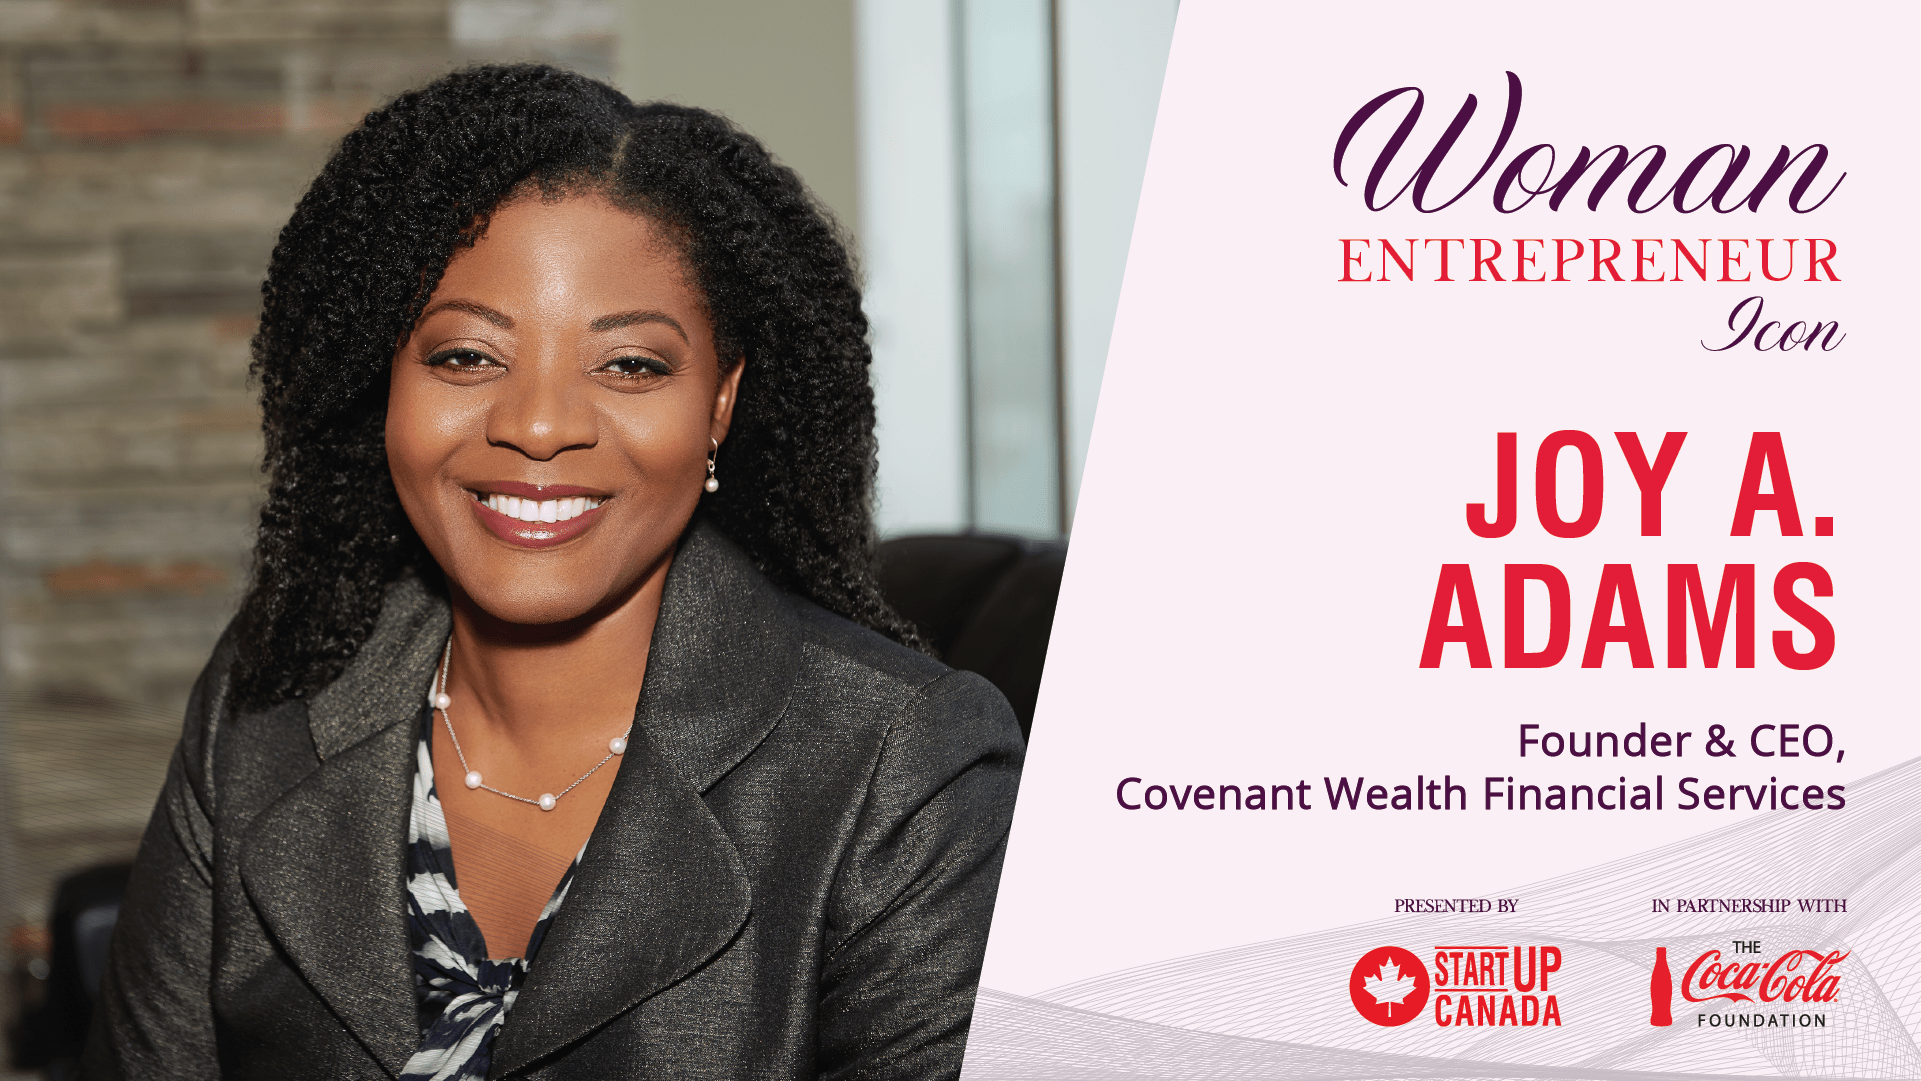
[485,362,597,461]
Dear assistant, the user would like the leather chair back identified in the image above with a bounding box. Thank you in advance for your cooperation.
[876,534,1065,743]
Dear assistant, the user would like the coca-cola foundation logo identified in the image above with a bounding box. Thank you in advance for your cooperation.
[1648,941,1846,1026]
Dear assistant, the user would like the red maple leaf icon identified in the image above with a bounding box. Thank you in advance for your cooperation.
[1363,957,1419,1015]
[1349,947,1429,1027]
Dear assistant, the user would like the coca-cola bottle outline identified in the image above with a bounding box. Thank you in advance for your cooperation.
[1650,946,1673,1026]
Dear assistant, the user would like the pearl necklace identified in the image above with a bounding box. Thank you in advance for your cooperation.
[429,638,631,812]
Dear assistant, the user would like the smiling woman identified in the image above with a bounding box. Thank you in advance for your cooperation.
[387,194,747,976]
[81,65,1023,1081]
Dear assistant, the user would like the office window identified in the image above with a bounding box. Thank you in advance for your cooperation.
[861,0,1176,538]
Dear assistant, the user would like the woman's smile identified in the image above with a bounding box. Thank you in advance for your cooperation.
[467,483,610,548]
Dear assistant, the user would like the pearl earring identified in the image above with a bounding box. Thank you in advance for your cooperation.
[704,437,720,493]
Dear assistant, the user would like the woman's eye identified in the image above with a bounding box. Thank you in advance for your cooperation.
[425,348,499,369]
[600,356,670,378]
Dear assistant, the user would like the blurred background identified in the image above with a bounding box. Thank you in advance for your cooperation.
[0,0,1176,1072]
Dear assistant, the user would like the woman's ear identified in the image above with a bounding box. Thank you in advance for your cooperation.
[709,357,744,444]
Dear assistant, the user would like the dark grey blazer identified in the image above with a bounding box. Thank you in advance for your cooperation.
[82,522,1024,1080]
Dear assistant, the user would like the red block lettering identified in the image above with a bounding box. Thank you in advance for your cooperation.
[1421,565,1492,668]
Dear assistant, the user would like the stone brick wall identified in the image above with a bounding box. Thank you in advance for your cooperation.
[0,0,611,1063]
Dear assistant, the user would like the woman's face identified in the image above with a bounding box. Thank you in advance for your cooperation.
[386,193,740,627]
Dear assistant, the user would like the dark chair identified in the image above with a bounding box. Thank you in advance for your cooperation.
[875,534,1065,743]
[9,863,131,1079]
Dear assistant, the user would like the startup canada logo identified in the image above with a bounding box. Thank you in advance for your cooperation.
[1648,942,1844,1028]
[1350,945,1563,1028]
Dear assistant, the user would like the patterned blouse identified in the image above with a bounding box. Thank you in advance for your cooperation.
[399,713,583,1081]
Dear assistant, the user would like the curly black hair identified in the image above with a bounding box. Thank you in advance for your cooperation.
[231,63,921,710]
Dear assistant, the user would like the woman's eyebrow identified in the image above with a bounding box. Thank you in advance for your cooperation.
[590,309,688,342]
[423,299,514,328]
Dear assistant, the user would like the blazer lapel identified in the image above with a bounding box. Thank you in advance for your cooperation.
[491,521,802,1076]
[239,575,451,1078]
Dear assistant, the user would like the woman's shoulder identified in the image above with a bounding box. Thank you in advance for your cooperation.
[783,594,1019,735]
[785,593,946,688]
[678,522,1019,744]
[179,573,447,781]
[779,583,1021,744]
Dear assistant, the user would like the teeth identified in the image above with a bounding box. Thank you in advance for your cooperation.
[478,492,603,521]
